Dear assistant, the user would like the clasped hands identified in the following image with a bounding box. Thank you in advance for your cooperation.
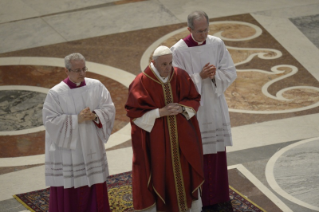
[200,63,216,79]
[159,103,183,117]
[78,107,96,123]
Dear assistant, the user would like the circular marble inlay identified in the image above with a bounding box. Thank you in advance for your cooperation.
[0,65,129,134]
[0,64,130,158]
[0,90,45,131]
[0,57,135,166]
[266,138,319,211]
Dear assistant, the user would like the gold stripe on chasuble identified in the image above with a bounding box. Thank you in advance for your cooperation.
[162,82,188,212]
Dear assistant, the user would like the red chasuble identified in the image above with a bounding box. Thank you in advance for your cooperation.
[125,65,204,212]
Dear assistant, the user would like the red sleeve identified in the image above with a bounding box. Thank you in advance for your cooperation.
[175,67,201,112]
[92,111,102,128]
[125,74,159,119]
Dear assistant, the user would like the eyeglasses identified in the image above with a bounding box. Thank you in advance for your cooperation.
[194,28,209,34]
[69,67,88,73]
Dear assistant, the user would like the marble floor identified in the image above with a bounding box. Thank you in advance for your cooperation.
[1,0,319,211]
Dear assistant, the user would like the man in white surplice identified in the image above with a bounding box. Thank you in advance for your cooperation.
[171,11,237,209]
[42,53,115,211]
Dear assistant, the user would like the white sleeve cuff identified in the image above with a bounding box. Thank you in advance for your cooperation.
[185,107,195,119]
[134,109,159,132]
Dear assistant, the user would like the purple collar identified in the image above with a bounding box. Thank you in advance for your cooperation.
[63,78,86,89]
[183,34,206,47]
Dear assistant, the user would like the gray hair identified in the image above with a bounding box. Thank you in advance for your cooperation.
[152,54,172,62]
[152,55,159,61]
[187,11,209,30]
[64,53,85,70]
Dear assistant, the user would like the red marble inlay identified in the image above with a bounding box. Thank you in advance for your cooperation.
[0,132,45,157]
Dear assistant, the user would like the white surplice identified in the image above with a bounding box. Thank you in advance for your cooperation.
[43,78,115,188]
[171,35,237,154]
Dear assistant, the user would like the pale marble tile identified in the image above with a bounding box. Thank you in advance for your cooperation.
[252,14,319,82]
[274,139,319,207]
[0,18,65,54]
[105,124,131,150]
[252,3,319,19]
[42,1,181,41]
[0,57,21,65]
[0,199,28,212]
[88,62,135,88]
[0,155,45,167]
[107,146,132,175]
[21,0,118,16]
[290,14,319,49]
[229,113,319,153]
[157,0,319,21]
[0,165,46,201]
[0,0,40,24]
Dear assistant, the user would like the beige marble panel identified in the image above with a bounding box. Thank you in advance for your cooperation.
[226,68,319,111]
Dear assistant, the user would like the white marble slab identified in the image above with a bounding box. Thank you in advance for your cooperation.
[266,137,319,211]
[274,139,319,208]
[42,1,181,41]
[229,113,319,153]
[107,147,132,175]
[157,0,319,21]
[252,3,319,18]
[0,165,46,201]
[0,18,65,54]
[0,0,40,24]
[21,0,118,16]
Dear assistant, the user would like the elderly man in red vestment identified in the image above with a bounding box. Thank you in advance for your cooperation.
[125,46,204,212]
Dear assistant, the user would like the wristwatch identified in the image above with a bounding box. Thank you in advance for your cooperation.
[94,114,98,122]
[181,106,185,113]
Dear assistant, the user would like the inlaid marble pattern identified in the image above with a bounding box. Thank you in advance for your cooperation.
[290,14,319,49]
[0,90,45,131]
[159,21,319,114]
[0,65,129,157]
[0,1,319,211]
[273,139,319,208]
[1,14,319,127]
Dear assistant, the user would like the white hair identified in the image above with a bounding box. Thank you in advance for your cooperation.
[152,55,159,61]
[64,53,85,70]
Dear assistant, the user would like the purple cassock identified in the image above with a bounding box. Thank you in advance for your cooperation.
[183,34,230,206]
[49,78,111,212]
